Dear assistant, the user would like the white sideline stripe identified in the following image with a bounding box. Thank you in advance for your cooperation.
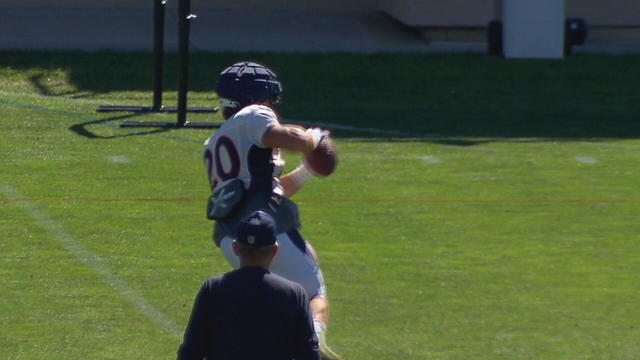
[420,156,442,164]
[2,93,640,149]
[576,156,598,164]
[290,119,442,138]
[441,145,501,152]
[290,120,498,152]
[577,141,640,149]
[0,90,107,105]
[288,119,640,149]
[0,183,182,339]
[290,119,533,142]
[107,155,131,164]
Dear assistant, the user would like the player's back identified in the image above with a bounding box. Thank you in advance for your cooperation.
[204,104,284,195]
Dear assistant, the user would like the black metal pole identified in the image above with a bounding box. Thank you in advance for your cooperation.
[103,0,216,125]
[176,0,192,126]
[152,0,166,111]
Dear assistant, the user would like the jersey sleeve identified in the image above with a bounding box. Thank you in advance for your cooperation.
[243,105,279,148]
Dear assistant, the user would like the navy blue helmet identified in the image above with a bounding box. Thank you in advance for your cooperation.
[215,62,282,108]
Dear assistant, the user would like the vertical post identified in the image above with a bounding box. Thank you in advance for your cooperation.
[177,0,193,126]
[503,0,565,59]
[152,0,166,111]
[494,0,503,20]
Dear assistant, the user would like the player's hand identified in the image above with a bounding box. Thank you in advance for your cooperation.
[306,127,330,149]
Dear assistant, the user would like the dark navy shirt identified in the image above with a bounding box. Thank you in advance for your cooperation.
[177,266,320,360]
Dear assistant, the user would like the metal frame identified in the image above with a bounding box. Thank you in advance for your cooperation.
[97,0,220,129]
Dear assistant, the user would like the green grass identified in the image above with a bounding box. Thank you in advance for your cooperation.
[1,51,639,360]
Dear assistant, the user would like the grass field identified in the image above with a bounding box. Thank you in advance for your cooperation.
[1,51,639,360]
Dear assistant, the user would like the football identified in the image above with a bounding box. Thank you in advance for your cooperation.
[304,137,338,177]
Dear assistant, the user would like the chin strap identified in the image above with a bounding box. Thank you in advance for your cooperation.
[219,98,240,108]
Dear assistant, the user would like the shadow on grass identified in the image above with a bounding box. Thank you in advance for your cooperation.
[69,113,174,139]
[29,73,94,99]
[2,50,640,140]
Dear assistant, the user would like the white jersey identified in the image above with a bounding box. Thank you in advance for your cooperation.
[205,106,326,300]
[204,105,285,195]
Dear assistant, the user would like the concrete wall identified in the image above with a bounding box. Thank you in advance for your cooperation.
[380,0,499,27]
[197,0,379,12]
[0,0,379,12]
[378,0,640,42]
[0,0,148,7]
[2,0,639,25]
[566,0,640,26]
[380,0,640,27]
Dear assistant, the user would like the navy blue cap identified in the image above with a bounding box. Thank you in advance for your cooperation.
[236,211,278,247]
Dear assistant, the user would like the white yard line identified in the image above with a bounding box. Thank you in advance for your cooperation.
[0,183,182,339]
[2,92,639,150]
[289,120,501,151]
[576,156,599,164]
[439,145,502,152]
[575,141,640,150]
[288,119,640,149]
[107,155,131,164]
[0,90,107,105]
[420,156,442,164]
[289,119,443,138]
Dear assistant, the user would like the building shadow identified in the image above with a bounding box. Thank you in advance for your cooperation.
[3,50,640,142]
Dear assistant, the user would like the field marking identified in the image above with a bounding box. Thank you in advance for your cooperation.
[420,156,442,164]
[0,90,108,105]
[3,94,640,150]
[107,155,131,164]
[0,183,182,339]
[439,144,502,152]
[290,120,442,138]
[576,156,598,164]
[2,195,639,205]
[289,119,640,149]
[0,96,204,146]
[576,141,640,149]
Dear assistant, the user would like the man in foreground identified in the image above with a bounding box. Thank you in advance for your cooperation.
[177,211,320,360]
[203,61,342,359]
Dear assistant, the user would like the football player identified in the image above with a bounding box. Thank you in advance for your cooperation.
[203,61,342,360]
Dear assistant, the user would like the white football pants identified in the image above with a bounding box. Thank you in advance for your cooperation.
[219,230,326,299]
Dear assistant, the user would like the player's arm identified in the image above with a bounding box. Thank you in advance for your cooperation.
[279,167,313,198]
[263,126,327,198]
[293,290,321,360]
[261,124,317,154]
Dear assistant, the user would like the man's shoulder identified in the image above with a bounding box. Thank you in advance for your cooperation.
[202,274,225,289]
[265,271,308,297]
[235,104,278,122]
[210,268,306,298]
